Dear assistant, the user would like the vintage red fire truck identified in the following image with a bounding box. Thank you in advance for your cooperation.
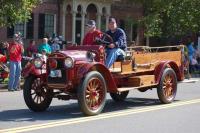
[23,40,185,116]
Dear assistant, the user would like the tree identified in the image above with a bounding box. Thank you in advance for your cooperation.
[132,0,200,38]
[0,0,40,27]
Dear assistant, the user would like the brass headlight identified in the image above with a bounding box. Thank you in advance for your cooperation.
[64,57,74,68]
[34,58,43,68]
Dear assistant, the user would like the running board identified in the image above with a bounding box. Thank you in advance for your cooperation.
[117,84,158,92]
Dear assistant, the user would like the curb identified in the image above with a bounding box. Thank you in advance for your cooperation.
[0,83,23,91]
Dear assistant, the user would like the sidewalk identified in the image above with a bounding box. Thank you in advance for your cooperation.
[0,84,8,92]
[0,81,24,91]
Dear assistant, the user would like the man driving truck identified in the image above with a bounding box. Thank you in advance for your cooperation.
[105,18,127,68]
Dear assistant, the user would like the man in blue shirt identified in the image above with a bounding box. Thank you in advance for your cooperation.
[105,18,127,68]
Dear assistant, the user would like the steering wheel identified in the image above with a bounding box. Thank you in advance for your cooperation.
[96,33,113,46]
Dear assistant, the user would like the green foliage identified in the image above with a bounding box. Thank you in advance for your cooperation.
[0,0,40,27]
[131,0,200,37]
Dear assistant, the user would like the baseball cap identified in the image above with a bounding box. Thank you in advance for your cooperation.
[109,18,116,23]
[13,33,20,42]
[86,20,96,27]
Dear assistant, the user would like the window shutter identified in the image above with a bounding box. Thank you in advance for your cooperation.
[26,13,34,39]
[38,13,45,39]
[7,26,14,38]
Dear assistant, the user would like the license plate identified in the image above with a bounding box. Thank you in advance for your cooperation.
[50,70,62,78]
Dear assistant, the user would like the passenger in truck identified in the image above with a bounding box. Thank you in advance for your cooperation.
[82,20,103,46]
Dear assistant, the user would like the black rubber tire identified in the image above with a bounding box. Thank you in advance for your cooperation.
[157,68,177,104]
[110,91,129,102]
[23,76,53,112]
[77,71,107,116]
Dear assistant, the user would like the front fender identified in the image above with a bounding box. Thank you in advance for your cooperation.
[76,62,117,92]
[154,61,182,84]
[22,63,46,78]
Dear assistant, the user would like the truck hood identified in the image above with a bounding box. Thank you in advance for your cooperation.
[58,50,88,61]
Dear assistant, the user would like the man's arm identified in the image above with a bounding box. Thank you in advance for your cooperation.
[114,29,127,48]
[82,34,88,45]
[21,45,24,53]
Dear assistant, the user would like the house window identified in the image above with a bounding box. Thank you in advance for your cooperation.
[7,14,34,39]
[7,23,24,38]
[14,23,25,37]
[38,13,55,39]
[45,14,54,37]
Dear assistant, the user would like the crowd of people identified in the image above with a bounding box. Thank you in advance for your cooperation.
[184,36,200,75]
[0,33,66,91]
[2,17,200,92]
[0,17,127,91]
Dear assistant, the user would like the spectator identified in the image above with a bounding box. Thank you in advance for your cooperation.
[186,37,195,73]
[0,42,8,55]
[38,38,51,54]
[51,37,60,52]
[182,45,191,78]
[82,20,103,45]
[16,32,24,45]
[8,33,24,91]
[105,18,127,68]
[48,33,56,45]
[58,35,64,49]
[27,40,37,57]
[190,57,200,73]
[194,45,200,64]
[186,38,195,63]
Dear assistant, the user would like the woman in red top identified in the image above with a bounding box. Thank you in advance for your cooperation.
[82,20,103,46]
[27,40,37,57]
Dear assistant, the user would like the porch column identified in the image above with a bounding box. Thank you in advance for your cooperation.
[81,12,86,43]
[62,3,66,40]
[33,13,39,39]
[97,13,101,29]
[72,11,77,44]
[105,14,110,31]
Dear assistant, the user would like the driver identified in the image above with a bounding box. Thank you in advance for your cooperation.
[82,20,103,46]
[105,18,127,68]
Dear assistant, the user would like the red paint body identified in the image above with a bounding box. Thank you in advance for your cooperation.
[45,45,183,93]
[22,45,184,116]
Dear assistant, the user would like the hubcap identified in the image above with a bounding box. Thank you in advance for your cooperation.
[31,78,47,104]
[163,74,174,98]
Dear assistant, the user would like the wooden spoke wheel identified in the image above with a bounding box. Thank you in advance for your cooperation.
[157,68,177,104]
[23,76,53,112]
[110,91,129,102]
[78,71,107,116]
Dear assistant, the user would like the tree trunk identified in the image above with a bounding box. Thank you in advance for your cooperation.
[146,36,150,46]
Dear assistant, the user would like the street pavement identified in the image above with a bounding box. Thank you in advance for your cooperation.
[0,78,200,133]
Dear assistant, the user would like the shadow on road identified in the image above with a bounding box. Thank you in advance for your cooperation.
[0,97,178,122]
